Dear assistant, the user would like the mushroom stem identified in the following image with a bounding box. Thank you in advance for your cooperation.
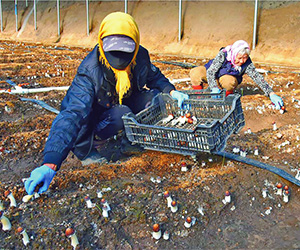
[0,201,4,211]
[22,194,34,203]
[262,188,268,198]
[0,212,12,231]
[5,192,17,207]
[152,224,161,240]
[171,201,178,213]
[66,228,79,250]
[70,234,79,250]
[283,190,290,203]
[102,205,109,218]
[225,191,231,203]
[184,217,192,228]
[17,227,30,246]
[163,231,169,240]
[276,183,283,196]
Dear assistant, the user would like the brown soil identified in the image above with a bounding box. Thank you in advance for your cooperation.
[0,39,300,250]
[0,2,300,249]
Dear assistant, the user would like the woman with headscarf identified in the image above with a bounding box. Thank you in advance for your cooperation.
[25,12,188,195]
[189,40,283,108]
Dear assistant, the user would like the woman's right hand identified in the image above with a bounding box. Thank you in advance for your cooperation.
[269,93,284,109]
[25,165,56,195]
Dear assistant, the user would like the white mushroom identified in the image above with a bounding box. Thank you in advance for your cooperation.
[283,190,290,203]
[4,190,17,207]
[164,191,173,208]
[102,205,109,218]
[276,183,283,196]
[223,191,231,204]
[262,188,268,198]
[170,200,178,213]
[152,224,161,240]
[84,195,94,208]
[254,146,259,156]
[22,194,34,203]
[17,227,30,246]
[65,228,79,250]
[181,162,188,172]
[100,199,111,211]
[184,216,192,228]
[0,200,4,211]
[272,122,277,131]
[163,230,169,240]
[0,211,11,231]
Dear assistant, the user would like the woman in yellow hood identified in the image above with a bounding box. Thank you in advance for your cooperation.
[25,12,189,196]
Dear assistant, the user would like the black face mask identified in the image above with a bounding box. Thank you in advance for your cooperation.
[104,51,135,70]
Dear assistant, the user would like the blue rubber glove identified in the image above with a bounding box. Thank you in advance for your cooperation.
[211,87,221,99]
[270,93,284,110]
[171,90,189,109]
[25,165,56,195]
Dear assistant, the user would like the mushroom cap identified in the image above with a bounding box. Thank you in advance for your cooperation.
[171,200,177,207]
[284,190,289,195]
[4,190,11,197]
[84,195,90,201]
[163,191,169,198]
[181,162,187,166]
[65,227,75,237]
[277,183,282,188]
[101,198,106,204]
[152,224,160,232]
[185,113,191,118]
[186,217,192,223]
[283,185,289,190]
[17,227,24,233]
[225,191,230,196]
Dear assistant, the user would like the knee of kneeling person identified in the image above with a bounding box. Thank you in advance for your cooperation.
[219,75,238,91]
[190,66,206,86]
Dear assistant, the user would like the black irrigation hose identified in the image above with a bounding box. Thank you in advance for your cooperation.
[20,98,60,114]
[152,60,197,69]
[214,150,300,187]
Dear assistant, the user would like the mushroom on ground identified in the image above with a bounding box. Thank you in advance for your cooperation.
[164,191,173,208]
[102,204,109,218]
[181,162,188,172]
[276,183,283,196]
[171,200,178,213]
[184,216,192,228]
[22,194,34,203]
[262,188,268,198]
[65,227,79,250]
[152,224,161,240]
[17,227,30,246]
[4,190,17,207]
[163,230,170,240]
[283,190,290,203]
[224,191,231,204]
[0,200,4,211]
[100,198,111,211]
[0,211,11,231]
[272,122,277,131]
[84,195,94,208]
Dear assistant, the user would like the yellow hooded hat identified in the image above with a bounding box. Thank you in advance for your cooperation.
[98,12,140,104]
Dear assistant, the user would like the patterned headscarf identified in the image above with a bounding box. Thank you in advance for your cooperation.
[223,40,250,69]
[98,12,140,104]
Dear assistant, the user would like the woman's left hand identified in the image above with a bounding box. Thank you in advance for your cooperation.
[170,90,189,109]
[269,93,284,109]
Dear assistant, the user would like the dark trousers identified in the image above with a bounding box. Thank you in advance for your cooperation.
[95,89,159,140]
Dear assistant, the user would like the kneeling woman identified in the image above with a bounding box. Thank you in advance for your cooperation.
[189,40,283,109]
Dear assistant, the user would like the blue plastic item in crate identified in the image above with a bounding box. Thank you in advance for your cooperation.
[122,91,245,155]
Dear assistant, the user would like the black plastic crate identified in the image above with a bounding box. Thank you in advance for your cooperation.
[122,90,245,155]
